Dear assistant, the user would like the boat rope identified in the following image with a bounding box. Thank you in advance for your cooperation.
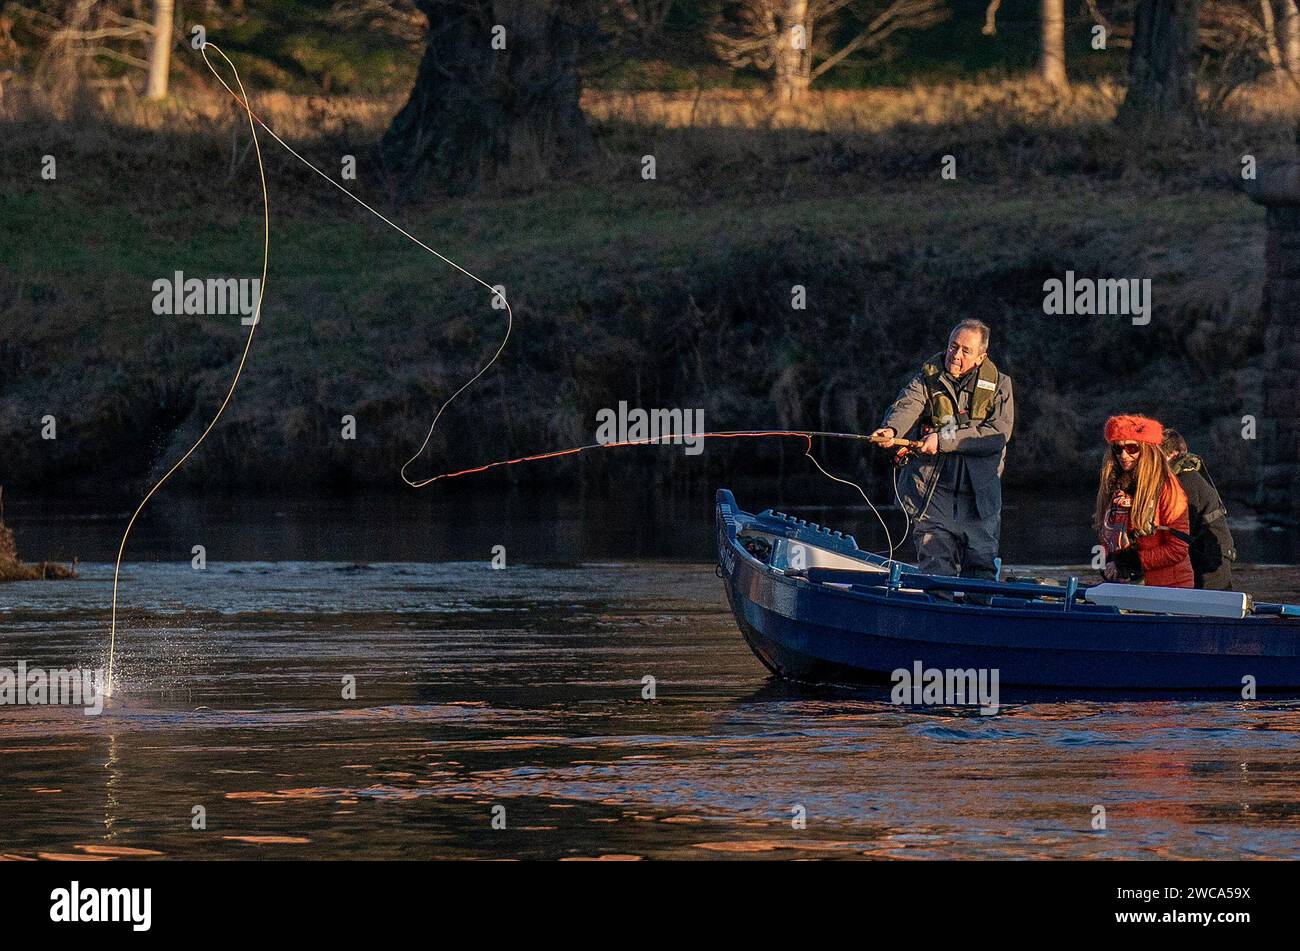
[105,41,269,699]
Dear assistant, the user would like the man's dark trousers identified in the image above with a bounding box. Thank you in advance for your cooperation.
[913,476,1000,581]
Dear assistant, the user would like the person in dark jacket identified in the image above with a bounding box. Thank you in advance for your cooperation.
[869,319,1014,585]
[1160,429,1236,590]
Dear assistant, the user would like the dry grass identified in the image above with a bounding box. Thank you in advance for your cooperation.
[7,74,1296,190]
[584,80,1127,132]
[1,79,403,142]
[578,78,1300,202]
[583,76,1300,130]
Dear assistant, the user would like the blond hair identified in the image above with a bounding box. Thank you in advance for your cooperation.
[1093,442,1174,536]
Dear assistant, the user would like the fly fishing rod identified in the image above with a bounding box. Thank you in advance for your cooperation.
[417,430,924,484]
[417,429,930,569]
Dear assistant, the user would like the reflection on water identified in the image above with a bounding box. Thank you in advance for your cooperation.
[5,484,1297,566]
[3,559,1300,860]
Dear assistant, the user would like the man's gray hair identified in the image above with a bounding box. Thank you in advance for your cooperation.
[949,319,990,353]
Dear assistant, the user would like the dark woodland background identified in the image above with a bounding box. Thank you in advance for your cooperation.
[1,0,1298,518]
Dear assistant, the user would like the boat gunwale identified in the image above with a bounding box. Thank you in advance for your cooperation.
[718,491,1300,632]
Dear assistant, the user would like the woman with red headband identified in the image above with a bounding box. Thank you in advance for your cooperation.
[1094,415,1194,588]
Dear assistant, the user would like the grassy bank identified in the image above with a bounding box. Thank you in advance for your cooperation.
[1,80,1296,503]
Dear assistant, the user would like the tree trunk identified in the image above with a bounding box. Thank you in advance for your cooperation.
[771,0,811,102]
[1282,0,1300,79]
[145,0,174,100]
[1040,0,1068,87]
[381,1,596,196]
[1262,0,1285,81]
[1116,0,1201,126]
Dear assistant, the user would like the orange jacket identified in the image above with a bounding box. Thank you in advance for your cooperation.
[1125,479,1195,588]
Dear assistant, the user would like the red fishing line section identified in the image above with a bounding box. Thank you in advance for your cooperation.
[419,428,914,563]
[427,430,817,482]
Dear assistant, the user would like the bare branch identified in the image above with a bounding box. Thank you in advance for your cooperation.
[49,25,151,42]
[811,0,949,79]
[712,0,946,93]
[982,0,1001,36]
[79,45,149,69]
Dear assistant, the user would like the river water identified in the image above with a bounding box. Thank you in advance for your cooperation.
[2,489,1299,860]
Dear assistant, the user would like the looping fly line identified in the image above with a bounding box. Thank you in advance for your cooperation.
[105,45,907,697]
[192,46,512,491]
[106,42,268,699]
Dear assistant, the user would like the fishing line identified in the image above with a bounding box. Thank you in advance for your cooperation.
[103,46,907,696]
[101,39,930,698]
[191,51,513,492]
[805,447,899,563]
[192,52,910,559]
[891,467,908,562]
[105,42,269,699]
[423,429,901,562]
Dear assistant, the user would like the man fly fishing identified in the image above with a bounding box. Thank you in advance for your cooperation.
[869,320,1015,591]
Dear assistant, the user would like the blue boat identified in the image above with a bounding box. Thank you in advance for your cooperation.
[715,489,1300,691]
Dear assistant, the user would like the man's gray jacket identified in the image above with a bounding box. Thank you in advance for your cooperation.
[879,365,1015,522]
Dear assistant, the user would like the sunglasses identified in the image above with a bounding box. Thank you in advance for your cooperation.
[1111,442,1142,457]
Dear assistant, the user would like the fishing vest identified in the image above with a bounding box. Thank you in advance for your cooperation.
[920,352,1000,428]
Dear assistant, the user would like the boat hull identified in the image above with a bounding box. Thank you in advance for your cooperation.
[716,489,1300,691]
